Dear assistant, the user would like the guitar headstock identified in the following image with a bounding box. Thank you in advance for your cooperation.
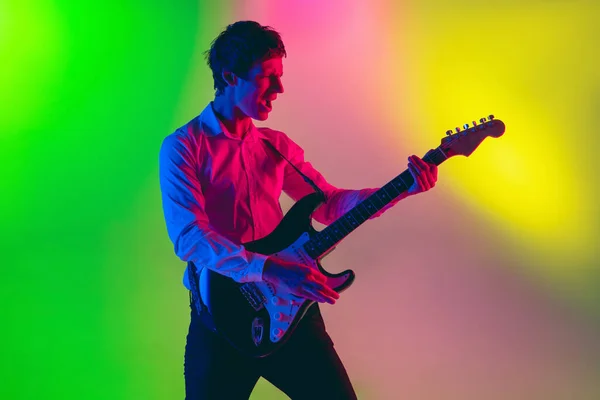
[440,115,505,158]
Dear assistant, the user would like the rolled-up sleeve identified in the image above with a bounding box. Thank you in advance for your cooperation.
[159,132,268,286]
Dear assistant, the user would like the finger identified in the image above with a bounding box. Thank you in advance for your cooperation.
[408,156,419,171]
[414,156,437,178]
[306,279,337,298]
[316,282,340,300]
[294,286,318,301]
[300,286,334,304]
[408,163,428,190]
[429,172,437,187]
[307,281,339,303]
[428,165,438,181]
[410,155,429,170]
[417,169,431,191]
[425,167,437,187]
[407,162,420,181]
[409,158,430,179]
[309,271,327,284]
[407,164,419,191]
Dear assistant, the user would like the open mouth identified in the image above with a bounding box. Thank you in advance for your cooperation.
[260,99,273,112]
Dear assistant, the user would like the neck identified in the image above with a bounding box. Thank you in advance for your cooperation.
[212,95,252,139]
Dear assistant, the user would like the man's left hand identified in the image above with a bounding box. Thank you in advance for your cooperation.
[406,155,438,195]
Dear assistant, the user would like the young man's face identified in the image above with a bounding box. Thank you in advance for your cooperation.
[233,56,284,121]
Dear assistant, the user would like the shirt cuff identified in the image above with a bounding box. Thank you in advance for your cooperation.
[245,251,270,282]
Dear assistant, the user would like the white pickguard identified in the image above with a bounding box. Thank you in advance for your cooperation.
[254,232,352,343]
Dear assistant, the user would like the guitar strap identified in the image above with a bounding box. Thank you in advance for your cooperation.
[261,138,328,203]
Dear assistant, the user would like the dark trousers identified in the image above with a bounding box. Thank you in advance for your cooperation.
[184,298,357,400]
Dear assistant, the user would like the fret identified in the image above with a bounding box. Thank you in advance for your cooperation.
[357,202,372,220]
[372,192,387,208]
[365,200,378,216]
[391,179,405,192]
[330,225,343,241]
[337,216,354,233]
[381,184,397,198]
[397,173,411,191]
[377,190,391,204]
[352,202,369,220]
[338,219,352,233]
[321,231,333,244]
[347,210,363,225]
[345,213,360,229]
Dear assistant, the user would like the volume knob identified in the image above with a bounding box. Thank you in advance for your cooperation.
[271,296,281,305]
[274,312,291,322]
[272,328,284,338]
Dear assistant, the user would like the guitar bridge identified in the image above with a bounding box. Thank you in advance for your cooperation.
[240,283,266,311]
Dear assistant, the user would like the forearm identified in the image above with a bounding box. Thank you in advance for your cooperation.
[174,222,269,283]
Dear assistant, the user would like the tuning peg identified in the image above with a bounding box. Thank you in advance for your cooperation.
[455,127,461,133]
[463,123,469,130]
[472,120,477,126]
[446,130,453,136]
[488,114,495,120]
[479,117,487,123]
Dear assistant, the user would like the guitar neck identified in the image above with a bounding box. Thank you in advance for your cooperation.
[303,147,448,259]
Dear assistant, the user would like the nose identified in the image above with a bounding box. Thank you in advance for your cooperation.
[273,76,284,94]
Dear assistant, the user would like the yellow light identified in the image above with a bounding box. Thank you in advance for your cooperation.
[385,1,599,281]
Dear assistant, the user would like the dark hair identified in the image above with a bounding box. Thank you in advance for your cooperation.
[204,21,286,96]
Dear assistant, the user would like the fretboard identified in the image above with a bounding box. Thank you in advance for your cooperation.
[303,147,448,259]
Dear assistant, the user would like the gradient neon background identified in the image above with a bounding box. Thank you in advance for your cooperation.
[2,0,599,399]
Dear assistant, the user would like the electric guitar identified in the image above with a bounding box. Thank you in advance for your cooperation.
[198,115,506,357]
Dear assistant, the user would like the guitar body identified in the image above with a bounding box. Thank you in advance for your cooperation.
[199,192,355,357]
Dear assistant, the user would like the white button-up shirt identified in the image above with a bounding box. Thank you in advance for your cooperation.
[159,103,398,289]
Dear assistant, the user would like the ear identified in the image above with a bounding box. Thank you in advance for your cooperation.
[222,71,237,87]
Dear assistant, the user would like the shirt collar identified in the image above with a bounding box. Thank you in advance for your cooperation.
[199,102,257,142]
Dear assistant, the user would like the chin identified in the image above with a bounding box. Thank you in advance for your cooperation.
[254,112,270,121]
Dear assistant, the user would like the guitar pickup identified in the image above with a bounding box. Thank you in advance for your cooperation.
[240,283,266,311]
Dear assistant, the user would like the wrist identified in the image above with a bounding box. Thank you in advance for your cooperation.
[262,257,274,283]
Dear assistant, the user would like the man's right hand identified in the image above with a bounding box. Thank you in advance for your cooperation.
[262,257,340,304]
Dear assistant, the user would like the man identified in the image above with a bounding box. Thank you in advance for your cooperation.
[159,20,438,399]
